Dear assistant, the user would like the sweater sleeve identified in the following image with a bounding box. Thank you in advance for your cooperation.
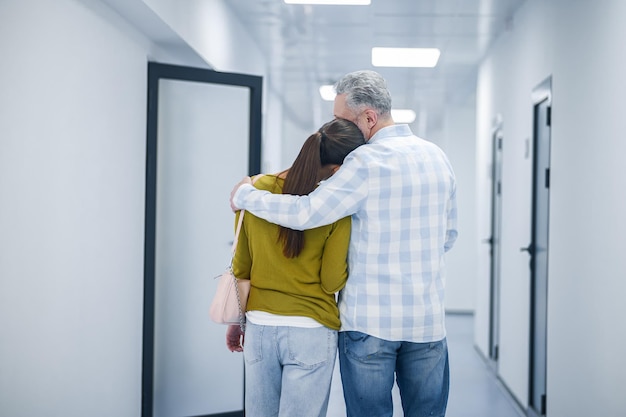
[319,216,351,294]
[231,211,252,280]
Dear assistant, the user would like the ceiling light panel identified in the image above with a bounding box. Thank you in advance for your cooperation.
[319,85,336,101]
[284,0,370,5]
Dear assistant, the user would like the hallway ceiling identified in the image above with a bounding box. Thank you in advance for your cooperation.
[225,0,526,135]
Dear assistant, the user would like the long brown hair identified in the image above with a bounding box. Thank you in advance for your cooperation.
[278,118,365,258]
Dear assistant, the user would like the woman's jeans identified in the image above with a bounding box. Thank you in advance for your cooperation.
[243,322,338,417]
[338,331,449,417]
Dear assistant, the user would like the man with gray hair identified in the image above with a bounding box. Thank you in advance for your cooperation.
[230,69,458,417]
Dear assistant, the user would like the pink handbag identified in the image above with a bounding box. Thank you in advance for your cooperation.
[209,175,263,331]
[209,208,250,331]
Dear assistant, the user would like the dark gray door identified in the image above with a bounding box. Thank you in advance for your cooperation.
[489,127,504,363]
[142,63,262,417]
[525,77,551,417]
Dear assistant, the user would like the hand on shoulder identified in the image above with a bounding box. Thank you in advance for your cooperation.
[230,176,252,212]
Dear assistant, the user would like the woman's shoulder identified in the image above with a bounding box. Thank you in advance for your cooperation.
[253,173,283,193]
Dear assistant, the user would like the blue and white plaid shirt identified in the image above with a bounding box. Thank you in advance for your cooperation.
[233,124,458,342]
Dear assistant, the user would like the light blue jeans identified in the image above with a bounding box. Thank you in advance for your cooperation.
[339,331,449,417]
[243,322,338,417]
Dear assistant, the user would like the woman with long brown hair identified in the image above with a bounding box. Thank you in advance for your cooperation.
[225,118,365,417]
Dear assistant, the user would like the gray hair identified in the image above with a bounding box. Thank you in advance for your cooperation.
[334,70,392,117]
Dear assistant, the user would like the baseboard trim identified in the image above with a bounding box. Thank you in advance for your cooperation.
[445,309,474,316]
[187,411,244,417]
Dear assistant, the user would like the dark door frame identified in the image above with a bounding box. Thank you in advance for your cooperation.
[141,62,262,417]
[488,116,504,365]
[526,75,552,417]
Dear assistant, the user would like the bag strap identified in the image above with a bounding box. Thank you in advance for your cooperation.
[231,174,264,333]
[230,174,265,257]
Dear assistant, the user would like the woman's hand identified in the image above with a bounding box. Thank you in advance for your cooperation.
[226,324,245,352]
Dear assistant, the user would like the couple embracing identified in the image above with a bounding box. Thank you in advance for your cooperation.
[225,70,457,417]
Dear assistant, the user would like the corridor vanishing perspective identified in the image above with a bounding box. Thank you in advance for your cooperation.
[326,314,524,417]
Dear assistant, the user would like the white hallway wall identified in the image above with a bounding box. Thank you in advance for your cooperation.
[0,0,267,416]
[439,103,477,313]
[474,0,626,415]
[0,1,150,415]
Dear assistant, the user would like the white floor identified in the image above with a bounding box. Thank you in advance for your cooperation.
[325,314,525,417]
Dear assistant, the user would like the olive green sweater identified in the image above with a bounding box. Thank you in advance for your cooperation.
[231,174,350,330]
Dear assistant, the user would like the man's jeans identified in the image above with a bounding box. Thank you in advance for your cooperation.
[243,322,338,417]
[339,331,449,417]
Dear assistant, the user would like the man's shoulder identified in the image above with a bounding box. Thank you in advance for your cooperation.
[348,139,386,159]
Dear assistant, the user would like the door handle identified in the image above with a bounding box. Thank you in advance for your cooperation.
[482,237,493,245]
[520,243,534,254]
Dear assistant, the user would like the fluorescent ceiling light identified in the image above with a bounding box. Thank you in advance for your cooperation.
[391,109,417,124]
[371,47,441,68]
[319,85,336,101]
[285,0,370,5]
